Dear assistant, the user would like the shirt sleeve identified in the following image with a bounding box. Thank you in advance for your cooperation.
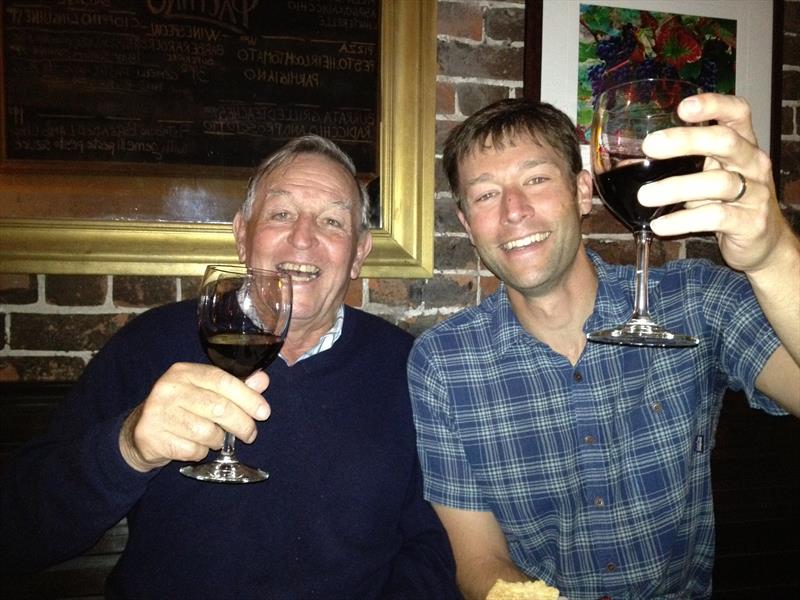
[701,264,785,415]
[407,336,487,511]
[0,322,159,573]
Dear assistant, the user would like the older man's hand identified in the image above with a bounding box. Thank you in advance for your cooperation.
[118,363,270,473]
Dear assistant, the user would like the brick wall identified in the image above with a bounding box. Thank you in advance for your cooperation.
[1,0,798,382]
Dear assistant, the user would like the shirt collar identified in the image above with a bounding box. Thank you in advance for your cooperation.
[290,304,345,364]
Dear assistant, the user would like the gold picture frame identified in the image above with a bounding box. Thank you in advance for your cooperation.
[0,0,435,277]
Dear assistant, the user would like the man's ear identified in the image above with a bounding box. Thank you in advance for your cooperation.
[232,212,248,263]
[576,170,594,217]
[456,207,476,246]
[349,230,374,279]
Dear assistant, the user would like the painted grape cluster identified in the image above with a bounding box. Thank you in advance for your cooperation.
[576,5,736,142]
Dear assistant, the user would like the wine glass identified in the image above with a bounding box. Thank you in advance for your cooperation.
[587,78,705,347]
[180,265,292,483]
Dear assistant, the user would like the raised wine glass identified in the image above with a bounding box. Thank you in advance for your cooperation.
[587,78,705,347]
[180,265,292,483]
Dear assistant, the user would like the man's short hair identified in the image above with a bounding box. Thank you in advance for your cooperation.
[241,135,371,231]
[443,99,583,206]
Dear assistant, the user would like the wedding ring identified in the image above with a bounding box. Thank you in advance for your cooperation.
[733,171,747,201]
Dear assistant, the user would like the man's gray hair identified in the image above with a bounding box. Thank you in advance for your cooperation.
[240,135,371,231]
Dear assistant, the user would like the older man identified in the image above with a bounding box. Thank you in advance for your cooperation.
[1,136,459,599]
[408,95,799,600]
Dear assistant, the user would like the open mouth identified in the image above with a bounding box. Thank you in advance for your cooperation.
[276,261,321,282]
[501,231,551,251]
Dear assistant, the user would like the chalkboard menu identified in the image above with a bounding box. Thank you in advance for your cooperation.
[1,0,379,173]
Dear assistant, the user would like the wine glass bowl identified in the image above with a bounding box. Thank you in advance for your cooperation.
[587,78,704,347]
[180,265,292,483]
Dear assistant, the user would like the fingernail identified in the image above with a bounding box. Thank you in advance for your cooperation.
[681,96,701,114]
[247,429,258,443]
[256,404,270,420]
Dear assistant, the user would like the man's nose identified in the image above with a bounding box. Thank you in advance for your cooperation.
[502,187,532,223]
[288,214,317,248]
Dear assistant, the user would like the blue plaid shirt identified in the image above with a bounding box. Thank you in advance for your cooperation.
[408,251,783,600]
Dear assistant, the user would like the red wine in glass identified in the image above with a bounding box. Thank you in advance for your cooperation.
[203,333,284,379]
[180,265,292,484]
[587,78,705,347]
[594,155,705,231]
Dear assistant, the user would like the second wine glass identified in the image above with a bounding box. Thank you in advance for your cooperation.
[180,265,292,484]
[587,78,704,347]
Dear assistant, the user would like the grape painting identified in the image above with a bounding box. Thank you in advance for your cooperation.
[576,3,736,143]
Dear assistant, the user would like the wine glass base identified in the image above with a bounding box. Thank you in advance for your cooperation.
[587,320,698,348]
[180,458,269,484]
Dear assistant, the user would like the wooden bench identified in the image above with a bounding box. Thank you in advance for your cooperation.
[1,382,798,598]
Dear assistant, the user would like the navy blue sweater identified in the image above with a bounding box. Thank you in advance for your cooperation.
[1,301,459,599]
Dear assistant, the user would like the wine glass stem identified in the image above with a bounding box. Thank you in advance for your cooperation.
[221,431,236,459]
[632,229,653,321]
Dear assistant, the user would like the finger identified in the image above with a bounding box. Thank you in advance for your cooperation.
[639,170,747,207]
[174,363,271,422]
[641,125,761,173]
[650,202,730,237]
[676,93,757,145]
[244,370,269,394]
[174,384,260,444]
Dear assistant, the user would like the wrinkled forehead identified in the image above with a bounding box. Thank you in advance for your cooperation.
[259,154,360,200]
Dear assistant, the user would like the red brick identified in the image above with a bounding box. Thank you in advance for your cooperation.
[435,196,463,234]
[782,106,795,136]
[412,274,477,307]
[11,313,134,352]
[785,0,800,34]
[397,312,450,338]
[457,82,509,116]
[582,203,629,235]
[435,119,460,155]
[437,81,456,115]
[485,6,525,42]
[434,236,477,271]
[585,238,678,266]
[782,69,800,101]
[0,356,86,382]
[113,276,177,308]
[180,276,203,299]
[46,275,107,306]
[345,279,363,308]
[479,274,500,299]
[368,278,412,307]
[438,39,523,81]
[438,1,484,41]
[0,274,37,304]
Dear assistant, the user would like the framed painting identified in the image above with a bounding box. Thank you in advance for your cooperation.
[524,0,781,180]
[0,0,436,277]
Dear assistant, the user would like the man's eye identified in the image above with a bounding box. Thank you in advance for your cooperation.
[271,211,290,221]
[324,218,343,228]
[474,191,497,203]
[525,176,548,185]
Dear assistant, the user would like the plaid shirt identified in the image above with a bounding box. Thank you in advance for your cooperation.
[408,252,783,600]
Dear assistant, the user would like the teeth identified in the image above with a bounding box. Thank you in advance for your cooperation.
[277,262,320,280]
[501,232,550,251]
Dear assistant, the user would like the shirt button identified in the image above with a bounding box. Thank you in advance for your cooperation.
[584,434,595,445]
[606,562,617,572]
[573,371,583,382]
[650,401,663,413]
[593,496,605,507]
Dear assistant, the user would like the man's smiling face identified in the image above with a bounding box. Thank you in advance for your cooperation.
[234,152,371,336]
[457,134,592,299]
